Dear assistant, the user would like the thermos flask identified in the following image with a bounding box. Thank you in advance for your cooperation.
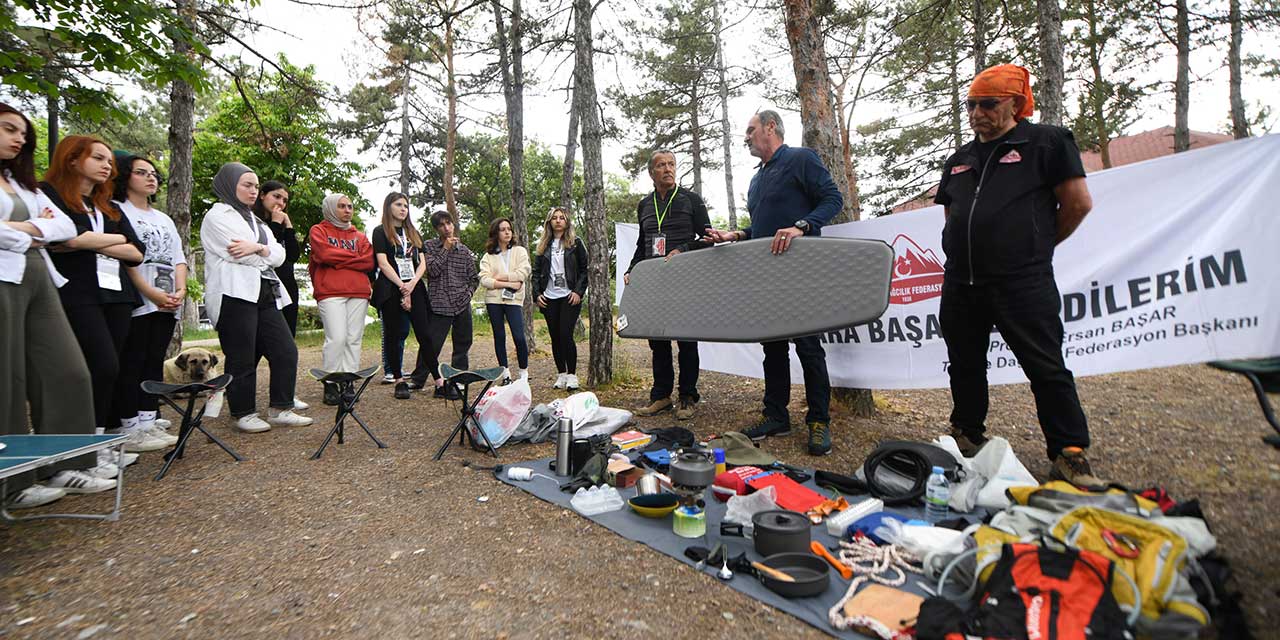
[554,418,573,477]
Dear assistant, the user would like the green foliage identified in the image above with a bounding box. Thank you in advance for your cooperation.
[191,58,367,251]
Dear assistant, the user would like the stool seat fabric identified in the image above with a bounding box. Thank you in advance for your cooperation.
[309,365,381,385]
[141,373,233,397]
[439,364,505,386]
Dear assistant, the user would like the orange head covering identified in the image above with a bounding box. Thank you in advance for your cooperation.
[968,64,1035,120]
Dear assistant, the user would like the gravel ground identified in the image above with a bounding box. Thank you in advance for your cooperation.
[2,338,1277,639]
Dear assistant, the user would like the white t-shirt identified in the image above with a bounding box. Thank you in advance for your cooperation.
[117,200,188,318]
[543,238,571,299]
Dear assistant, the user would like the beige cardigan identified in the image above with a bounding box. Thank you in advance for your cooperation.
[478,245,532,305]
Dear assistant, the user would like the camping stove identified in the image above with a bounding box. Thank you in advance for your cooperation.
[668,449,717,506]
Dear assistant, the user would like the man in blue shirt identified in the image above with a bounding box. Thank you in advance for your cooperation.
[705,109,843,455]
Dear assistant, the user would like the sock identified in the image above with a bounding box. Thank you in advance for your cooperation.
[117,417,139,433]
[139,410,157,423]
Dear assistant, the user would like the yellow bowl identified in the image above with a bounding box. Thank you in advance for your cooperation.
[629,493,680,518]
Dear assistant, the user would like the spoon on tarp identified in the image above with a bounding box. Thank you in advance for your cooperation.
[811,541,853,580]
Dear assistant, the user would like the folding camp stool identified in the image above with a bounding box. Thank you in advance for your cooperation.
[1208,357,1280,448]
[432,364,505,460]
[309,365,387,459]
[141,374,243,481]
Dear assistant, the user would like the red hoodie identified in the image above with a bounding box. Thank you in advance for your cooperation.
[308,221,375,301]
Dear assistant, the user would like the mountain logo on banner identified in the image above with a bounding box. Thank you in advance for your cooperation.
[890,234,944,304]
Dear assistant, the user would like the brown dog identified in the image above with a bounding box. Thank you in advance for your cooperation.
[164,347,222,384]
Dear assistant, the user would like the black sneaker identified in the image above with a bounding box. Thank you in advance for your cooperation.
[807,421,832,456]
[742,420,791,442]
[323,383,340,406]
[394,382,411,400]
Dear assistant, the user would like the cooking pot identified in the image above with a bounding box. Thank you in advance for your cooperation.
[720,509,811,557]
[754,552,830,598]
[669,451,716,489]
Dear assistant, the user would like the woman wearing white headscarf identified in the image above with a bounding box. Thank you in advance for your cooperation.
[307,193,373,404]
[200,162,312,433]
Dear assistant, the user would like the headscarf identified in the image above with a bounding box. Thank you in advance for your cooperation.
[212,162,267,243]
[322,193,351,230]
[968,63,1035,120]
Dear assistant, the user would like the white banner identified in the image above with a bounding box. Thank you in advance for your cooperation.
[616,134,1280,389]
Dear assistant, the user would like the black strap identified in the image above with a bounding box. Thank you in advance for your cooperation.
[863,445,933,505]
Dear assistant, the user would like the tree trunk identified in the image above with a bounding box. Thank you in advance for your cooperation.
[1035,0,1065,126]
[1084,0,1111,168]
[46,92,59,160]
[560,81,579,209]
[690,90,703,196]
[972,0,986,75]
[492,0,536,350]
[443,21,460,219]
[712,0,737,229]
[400,62,412,194]
[1228,0,1249,139]
[781,0,855,224]
[573,0,612,386]
[168,0,198,355]
[1173,0,1190,152]
[832,79,861,220]
[781,0,872,415]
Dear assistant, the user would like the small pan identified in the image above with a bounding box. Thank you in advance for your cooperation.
[755,552,830,598]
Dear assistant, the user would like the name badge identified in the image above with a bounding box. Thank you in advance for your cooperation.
[501,288,516,300]
[96,255,122,291]
[650,233,667,257]
[396,256,414,280]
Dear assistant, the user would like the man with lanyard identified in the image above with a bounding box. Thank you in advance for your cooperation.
[624,150,711,420]
[704,110,843,456]
[933,64,1103,489]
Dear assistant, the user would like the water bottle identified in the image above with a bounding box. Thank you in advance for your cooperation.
[924,466,950,524]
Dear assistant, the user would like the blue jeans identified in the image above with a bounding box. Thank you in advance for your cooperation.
[486,303,528,369]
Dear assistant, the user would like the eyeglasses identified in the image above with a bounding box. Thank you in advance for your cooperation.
[132,169,160,179]
[965,98,1007,112]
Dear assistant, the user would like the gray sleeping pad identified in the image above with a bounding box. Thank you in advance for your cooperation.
[617,236,893,342]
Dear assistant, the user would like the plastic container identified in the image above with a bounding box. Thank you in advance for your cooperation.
[570,484,625,516]
[924,466,950,524]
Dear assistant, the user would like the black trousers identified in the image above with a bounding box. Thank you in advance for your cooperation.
[114,311,177,420]
[216,284,298,418]
[761,335,830,425]
[649,340,699,402]
[381,284,429,379]
[65,301,133,429]
[411,307,472,385]
[540,296,581,374]
[281,302,298,337]
[939,273,1090,459]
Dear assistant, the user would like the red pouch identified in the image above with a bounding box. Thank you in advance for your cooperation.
[711,466,763,502]
[747,472,825,513]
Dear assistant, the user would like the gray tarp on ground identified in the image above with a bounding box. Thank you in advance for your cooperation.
[499,457,947,639]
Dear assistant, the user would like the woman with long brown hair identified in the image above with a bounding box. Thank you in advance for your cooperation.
[478,217,531,383]
[0,105,108,508]
[533,207,588,390]
[370,192,428,398]
[39,134,150,491]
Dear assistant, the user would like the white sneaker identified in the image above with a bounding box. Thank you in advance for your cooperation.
[87,461,119,480]
[554,373,567,389]
[267,409,313,427]
[500,368,512,384]
[235,414,272,433]
[153,417,172,429]
[381,373,396,384]
[517,368,529,380]
[113,427,170,452]
[111,450,139,467]
[143,424,179,446]
[566,374,580,390]
[293,396,310,410]
[5,485,66,509]
[47,470,116,494]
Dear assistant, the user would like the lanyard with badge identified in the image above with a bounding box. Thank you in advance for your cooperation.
[650,186,678,256]
[499,249,516,300]
[89,209,123,291]
[395,228,415,280]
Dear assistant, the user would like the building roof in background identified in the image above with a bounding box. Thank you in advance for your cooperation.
[890,126,1235,213]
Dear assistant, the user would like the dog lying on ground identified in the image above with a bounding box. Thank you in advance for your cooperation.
[163,347,222,384]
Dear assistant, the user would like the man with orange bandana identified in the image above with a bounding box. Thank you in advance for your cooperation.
[934,64,1103,489]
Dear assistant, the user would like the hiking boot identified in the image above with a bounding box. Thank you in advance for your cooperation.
[675,398,697,421]
[807,421,832,456]
[948,428,988,457]
[635,397,673,417]
[394,381,411,400]
[5,485,66,509]
[434,384,461,400]
[742,420,791,442]
[1050,447,1108,490]
[323,383,340,406]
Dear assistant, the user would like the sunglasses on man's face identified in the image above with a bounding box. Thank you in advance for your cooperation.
[966,98,1007,112]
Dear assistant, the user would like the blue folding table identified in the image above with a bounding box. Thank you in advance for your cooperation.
[0,434,128,522]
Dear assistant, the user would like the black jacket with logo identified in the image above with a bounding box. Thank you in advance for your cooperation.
[934,119,1086,284]
[533,236,589,298]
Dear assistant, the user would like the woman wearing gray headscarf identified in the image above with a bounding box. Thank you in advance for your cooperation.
[307,193,373,404]
[200,162,312,432]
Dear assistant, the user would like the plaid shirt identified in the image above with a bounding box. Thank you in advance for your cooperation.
[424,238,479,315]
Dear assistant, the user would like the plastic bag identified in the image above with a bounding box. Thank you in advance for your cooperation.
[547,391,600,427]
[723,485,778,531]
[872,518,967,559]
[933,435,1037,511]
[469,377,532,448]
[573,406,633,439]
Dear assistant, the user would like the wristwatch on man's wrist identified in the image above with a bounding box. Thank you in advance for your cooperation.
[794,220,810,234]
